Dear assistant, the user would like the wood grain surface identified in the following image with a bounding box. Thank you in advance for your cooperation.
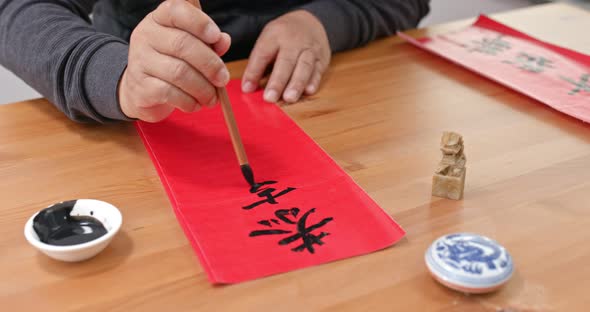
[1,4,589,311]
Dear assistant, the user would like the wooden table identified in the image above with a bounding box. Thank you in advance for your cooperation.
[2,3,589,311]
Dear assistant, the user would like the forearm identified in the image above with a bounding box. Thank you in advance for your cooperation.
[301,0,430,52]
[0,0,130,122]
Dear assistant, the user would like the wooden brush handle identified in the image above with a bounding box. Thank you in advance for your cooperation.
[186,0,248,165]
[186,0,200,8]
[217,87,249,166]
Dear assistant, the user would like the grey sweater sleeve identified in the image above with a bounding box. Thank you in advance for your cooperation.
[0,0,429,123]
[0,0,130,122]
[302,0,430,52]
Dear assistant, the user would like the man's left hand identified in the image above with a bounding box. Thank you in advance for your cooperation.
[242,10,331,103]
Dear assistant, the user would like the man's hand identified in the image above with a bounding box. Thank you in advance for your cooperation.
[242,10,331,103]
[118,0,231,122]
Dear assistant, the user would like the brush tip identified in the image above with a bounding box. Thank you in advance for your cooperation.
[240,164,255,187]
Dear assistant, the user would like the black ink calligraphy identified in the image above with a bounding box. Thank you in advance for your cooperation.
[242,180,296,210]
[469,35,511,55]
[561,73,590,95]
[249,208,334,254]
[503,53,554,73]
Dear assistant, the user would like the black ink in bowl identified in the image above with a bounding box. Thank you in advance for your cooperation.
[33,200,107,246]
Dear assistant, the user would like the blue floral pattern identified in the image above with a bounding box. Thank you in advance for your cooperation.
[426,233,513,289]
[435,234,507,275]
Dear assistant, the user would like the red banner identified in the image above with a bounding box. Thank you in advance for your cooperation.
[136,81,405,284]
[399,16,590,122]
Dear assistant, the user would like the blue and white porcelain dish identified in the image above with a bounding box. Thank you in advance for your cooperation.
[425,233,513,293]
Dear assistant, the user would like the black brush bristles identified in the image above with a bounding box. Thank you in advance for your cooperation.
[240,164,255,187]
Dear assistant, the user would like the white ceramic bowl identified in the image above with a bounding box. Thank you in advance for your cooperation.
[24,199,122,262]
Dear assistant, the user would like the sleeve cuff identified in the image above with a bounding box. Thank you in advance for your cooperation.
[300,0,351,53]
[83,39,132,121]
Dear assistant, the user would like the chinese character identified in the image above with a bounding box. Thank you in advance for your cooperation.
[242,181,296,210]
[469,35,511,55]
[249,208,334,254]
[503,53,554,73]
[561,73,590,95]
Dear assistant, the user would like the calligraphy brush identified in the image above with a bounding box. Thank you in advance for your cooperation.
[216,87,256,187]
[185,0,256,187]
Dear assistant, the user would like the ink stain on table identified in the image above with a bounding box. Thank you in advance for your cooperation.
[33,200,107,246]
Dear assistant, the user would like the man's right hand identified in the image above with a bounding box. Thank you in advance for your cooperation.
[118,0,231,122]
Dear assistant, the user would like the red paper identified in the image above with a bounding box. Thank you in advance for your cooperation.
[399,16,590,122]
[135,80,405,284]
